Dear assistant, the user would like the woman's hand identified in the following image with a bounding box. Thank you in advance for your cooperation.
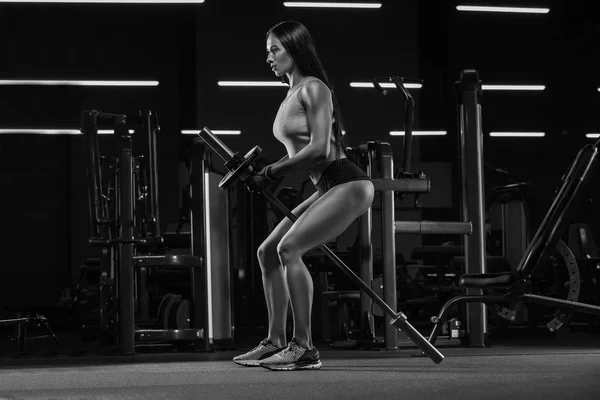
[245,166,279,193]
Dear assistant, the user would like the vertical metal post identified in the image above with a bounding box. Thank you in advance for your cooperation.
[358,148,375,340]
[116,118,135,355]
[402,96,415,174]
[202,160,214,343]
[379,143,398,350]
[82,111,104,238]
[189,143,210,351]
[143,110,161,238]
[458,70,487,347]
[390,77,415,175]
[137,267,149,321]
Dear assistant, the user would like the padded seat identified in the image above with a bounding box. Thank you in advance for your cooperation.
[133,254,202,268]
[459,272,518,289]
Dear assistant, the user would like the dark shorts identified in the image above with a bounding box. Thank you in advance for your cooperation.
[314,158,371,196]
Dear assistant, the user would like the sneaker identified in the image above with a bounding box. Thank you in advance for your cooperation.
[259,338,322,371]
[233,338,286,367]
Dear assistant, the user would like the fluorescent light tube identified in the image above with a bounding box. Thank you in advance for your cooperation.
[181,130,241,135]
[0,129,133,134]
[482,85,545,91]
[489,132,545,137]
[0,80,159,86]
[217,81,287,87]
[284,2,382,9]
[0,1,204,4]
[390,131,447,136]
[456,5,550,14]
[0,129,81,135]
[97,130,135,134]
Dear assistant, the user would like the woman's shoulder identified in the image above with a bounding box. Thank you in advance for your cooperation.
[300,77,331,102]
[303,77,328,90]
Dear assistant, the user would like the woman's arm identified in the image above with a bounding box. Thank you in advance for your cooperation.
[272,154,289,166]
[270,80,333,177]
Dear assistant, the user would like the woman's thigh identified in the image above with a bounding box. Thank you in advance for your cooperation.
[278,180,374,257]
[258,191,321,258]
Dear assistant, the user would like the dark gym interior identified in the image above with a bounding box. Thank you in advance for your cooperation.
[1,1,599,399]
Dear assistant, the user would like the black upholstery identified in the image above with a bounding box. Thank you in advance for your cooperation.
[459,272,519,289]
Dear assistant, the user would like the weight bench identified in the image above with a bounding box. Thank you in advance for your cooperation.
[425,138,600,347]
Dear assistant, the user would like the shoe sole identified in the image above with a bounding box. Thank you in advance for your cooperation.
[261,361,322,371]
[233,359,262,367]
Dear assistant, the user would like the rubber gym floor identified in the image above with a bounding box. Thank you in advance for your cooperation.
[0,330,599,400]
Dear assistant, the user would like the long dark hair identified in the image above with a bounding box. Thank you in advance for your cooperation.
[267,20,347,158]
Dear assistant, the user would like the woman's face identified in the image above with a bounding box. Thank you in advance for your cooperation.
[266,34,294,77]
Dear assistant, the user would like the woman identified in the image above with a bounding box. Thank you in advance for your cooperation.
[233,21,374,371]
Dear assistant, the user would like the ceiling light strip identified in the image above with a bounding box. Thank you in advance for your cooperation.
[0,1,204,4]
[217,81,287,87]
[390,131,447,136]
[0,129,133,135]
[489,132,545,137]
[283,2,382,9]
[456,5,550,14]
[97,130,135,134]
[0,129,81,135]
[0,80,159,86]
[181,130,241,135]
[482,85,545,91]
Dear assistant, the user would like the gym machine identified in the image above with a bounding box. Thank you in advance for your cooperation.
[193,127,445,364]
[188,143,234,346]
[350,76,431,350]
[340,73,482,349]
[423,70,600,348]
[81,110,208,355]
[489,180,532,271]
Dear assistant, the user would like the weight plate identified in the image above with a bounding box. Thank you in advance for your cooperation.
[175,299,191,330]
[156,293,178,329]
[371,277,384,318]
[167,296,183,330]
[546,239,579,331]
[219,146,262,189]
[495,239,581,332]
